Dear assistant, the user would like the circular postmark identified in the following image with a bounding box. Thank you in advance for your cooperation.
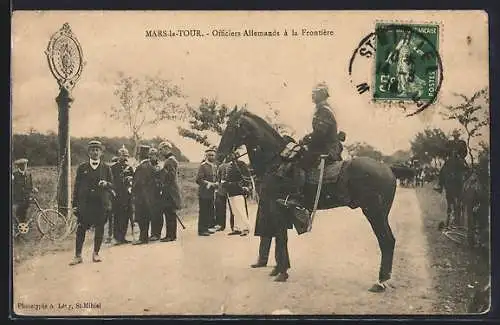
[348,23,443,117]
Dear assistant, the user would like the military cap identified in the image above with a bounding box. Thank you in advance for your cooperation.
[88,140,104,149]
[158,141,173,151]
[313,81,330,97]
[118,144,130,157]
[14,158,28,165]
[205,146,217,153]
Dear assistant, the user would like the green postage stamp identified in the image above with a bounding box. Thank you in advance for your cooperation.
[373,22,440,104]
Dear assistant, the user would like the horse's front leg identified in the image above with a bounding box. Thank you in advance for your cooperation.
[445,200,452,229]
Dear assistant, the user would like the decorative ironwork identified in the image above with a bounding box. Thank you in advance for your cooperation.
[45,23,84,91]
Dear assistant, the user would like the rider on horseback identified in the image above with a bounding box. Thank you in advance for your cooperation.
[276,82,342,210]
[433,130,468,193]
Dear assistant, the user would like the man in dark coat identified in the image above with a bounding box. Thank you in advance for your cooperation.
[70,140,114,265]
[12,158,36,223]
[111,145,134,245]
[300,82,339,167]
[148,147,163,241]
[132,145,158,245]
[434,131,469,193]
[253,173,296,282]
[276,82,340,211]
[196,146,218,236]
[155,141,183,242]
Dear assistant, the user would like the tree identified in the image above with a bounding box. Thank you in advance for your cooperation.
[384,149,412,165]
[177,98,236,148]
[410,128,448,169]
[345,142,384,161]
[263,102,295,136]
[441,87,489,166]
[109,72,187,157]
[178,99,295,148]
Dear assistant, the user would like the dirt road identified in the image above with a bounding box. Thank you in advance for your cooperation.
[13,188,438,316]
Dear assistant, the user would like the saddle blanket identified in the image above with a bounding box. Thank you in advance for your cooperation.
[305,160,346,184]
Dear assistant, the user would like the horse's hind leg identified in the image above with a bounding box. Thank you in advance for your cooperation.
[364,205,396,293]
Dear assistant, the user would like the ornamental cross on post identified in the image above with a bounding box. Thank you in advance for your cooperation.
[45,23,85,218]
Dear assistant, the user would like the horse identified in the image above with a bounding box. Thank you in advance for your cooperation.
[462,157,490,250]
[216,108,397,292]
[390,164,416,187]
[439,156,469,230]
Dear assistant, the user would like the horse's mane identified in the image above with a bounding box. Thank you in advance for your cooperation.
[240,110,286,147]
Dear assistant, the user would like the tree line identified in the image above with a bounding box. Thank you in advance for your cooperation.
[18,72,487,169]
[12,131,189,166]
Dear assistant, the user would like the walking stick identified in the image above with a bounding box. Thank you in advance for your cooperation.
[244,195,249,220]
[176,213,186,230]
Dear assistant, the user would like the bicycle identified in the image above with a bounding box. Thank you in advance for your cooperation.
[12,195,68,241]
[441,225,468,245]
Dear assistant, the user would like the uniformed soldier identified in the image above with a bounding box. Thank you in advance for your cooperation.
[70,140,114,265]
[434,131,469,193]
[224,151,252,236]
[132,144,157,245]
[12,158,37,223]
[215,159,233,232]
[196,146,218,236]
[276,82,340,210]
[155,141,183,242]
[111,145,134,245]
[148,147,164,241]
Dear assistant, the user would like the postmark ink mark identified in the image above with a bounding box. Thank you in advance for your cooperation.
[349,23,443,117]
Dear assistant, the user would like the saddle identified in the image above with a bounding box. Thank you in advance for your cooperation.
[305,160,346,184]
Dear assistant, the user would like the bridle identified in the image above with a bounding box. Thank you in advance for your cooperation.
[220,114,287,180]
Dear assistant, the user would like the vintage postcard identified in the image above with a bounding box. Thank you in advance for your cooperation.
[11,11,490,317]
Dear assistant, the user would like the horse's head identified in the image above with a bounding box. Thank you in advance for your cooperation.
[216,107,286,166]
[216,107,247,164]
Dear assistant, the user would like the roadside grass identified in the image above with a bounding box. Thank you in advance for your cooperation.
[415,184,490,314]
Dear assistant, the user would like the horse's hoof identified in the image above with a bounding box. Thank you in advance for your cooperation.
[368,283,386,293]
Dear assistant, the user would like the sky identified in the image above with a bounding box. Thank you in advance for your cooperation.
[12,11,489,162]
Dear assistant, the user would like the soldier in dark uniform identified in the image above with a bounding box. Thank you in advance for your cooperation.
[276,82,340,210]
[12,158,37,223]
[196,146,218,236]
[132,145,157,245]
[70,140,114,265]
[111,145,134,245]
[156,141,183,242]
[148,147,163,242]
[434,131,468,193]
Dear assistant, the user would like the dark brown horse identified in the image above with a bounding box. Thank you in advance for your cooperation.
[216,109,397,292]
[439,156,469,229]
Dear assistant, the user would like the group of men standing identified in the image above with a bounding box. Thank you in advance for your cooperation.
[196,146,252,237]
[69,139,182,266]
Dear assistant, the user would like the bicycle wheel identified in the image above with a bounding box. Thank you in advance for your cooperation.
[36,209,68,241]
[66,215,78,235]
[443,229,467,244]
